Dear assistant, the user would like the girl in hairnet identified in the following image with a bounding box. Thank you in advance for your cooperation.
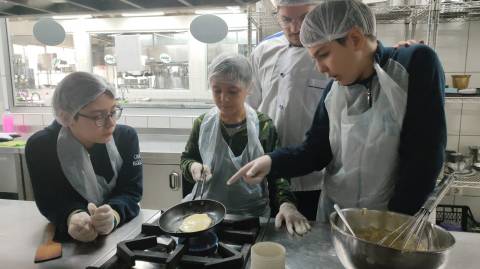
[181,54,311,235]
[229,0,446,222]
[26,72,142,242]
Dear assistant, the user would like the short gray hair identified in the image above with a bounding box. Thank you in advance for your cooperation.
[208,54,253,90]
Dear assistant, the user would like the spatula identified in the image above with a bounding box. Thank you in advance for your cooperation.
[34,223,62,263]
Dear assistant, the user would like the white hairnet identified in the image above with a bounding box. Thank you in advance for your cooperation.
[275,0,318,7]
[300,0,376,48]
[52,72,115,126]
[208,54,252,90]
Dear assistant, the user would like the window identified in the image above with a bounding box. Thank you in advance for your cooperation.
[11,34,76,107]
[91,31,192,106]
[5,14,252,109]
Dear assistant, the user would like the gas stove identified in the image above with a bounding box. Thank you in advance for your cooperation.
[87,212,265,269]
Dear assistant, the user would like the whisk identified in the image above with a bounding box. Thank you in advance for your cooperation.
[377,173,456,251]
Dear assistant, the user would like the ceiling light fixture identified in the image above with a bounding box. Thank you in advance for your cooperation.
[194,8,241,15]
[52,14,92,20]
[121,11,165,17]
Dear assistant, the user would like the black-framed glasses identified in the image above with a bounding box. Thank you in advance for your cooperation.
[77,106,123,127]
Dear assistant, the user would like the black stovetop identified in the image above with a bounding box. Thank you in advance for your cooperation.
[87,213,263,269]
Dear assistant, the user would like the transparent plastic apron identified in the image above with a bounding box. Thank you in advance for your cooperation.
[192,104,270,217]
[317,63,408,222]
[57,127,123,205]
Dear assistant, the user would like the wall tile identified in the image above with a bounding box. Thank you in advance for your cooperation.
[435,22,469,73]
[170,116,193,129]
[467,73,480,88]
[445,101,462,135]
[460,101,480,135]
[148,116,170,128]
[12,113,23,125]
[447,135,459,151]
[23,114,43,126]
[466,21,480,73]
[42,114,55,126]
[125,115,148,128]
[458,135,480,155]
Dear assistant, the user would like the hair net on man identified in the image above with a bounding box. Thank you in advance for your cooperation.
[52,71,115,126]
[208,54,253,90]
[300,0,376,48]
[275,0,318,7]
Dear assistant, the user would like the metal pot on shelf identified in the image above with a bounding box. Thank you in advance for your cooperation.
[451,75,471,89]
[445,151,473,173]
[470,146,480,171]
[469,146,479,164]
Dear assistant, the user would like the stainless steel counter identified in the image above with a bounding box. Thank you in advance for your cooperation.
[256,221,480,269]
[0,133,189,156]
[0,199,158,269]
[0,133,188,202]
[138,133,187,162]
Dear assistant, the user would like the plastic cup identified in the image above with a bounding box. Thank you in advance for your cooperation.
[250,241,286,269]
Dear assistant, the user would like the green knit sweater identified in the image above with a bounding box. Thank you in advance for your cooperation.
[181,111,297,212]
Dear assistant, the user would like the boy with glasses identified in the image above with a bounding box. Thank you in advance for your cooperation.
[26,72,143,242]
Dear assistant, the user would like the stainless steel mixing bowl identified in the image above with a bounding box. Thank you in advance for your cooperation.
[330,208,455,269]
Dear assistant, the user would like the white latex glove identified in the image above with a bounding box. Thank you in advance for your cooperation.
[68,211,98,242]
[275,202,312,236]
[190,162,212,182]
[88,203,115,235]
[227,155,271,185]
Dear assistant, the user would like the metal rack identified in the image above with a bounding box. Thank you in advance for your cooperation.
[371,1,480,24]
[450,171,480,189]
[247,0,480,48]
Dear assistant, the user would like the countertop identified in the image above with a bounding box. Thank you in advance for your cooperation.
[3,199,480,269]
[0,133,189,156]
[256,221,480,269]
[0,199,159,269]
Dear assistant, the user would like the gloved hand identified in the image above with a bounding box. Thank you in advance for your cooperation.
[190,162,212,182]
[88,203,116,235]
[227,155,271,185]
[275,202,311,236]
[68,211,98,242]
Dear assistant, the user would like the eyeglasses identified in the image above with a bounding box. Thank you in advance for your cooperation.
[77,106,123,127]
[275,13,308,28]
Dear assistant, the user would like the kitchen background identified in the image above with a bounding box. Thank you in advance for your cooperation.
[0,0,480,220]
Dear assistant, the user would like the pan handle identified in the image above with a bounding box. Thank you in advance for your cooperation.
[169,171,180,191]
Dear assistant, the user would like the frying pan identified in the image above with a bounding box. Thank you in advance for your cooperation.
[158,199,226,237]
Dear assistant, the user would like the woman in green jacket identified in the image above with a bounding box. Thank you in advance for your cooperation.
[180,54,310,235]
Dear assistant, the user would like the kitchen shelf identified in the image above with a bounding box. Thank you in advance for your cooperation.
[249,1,480,42]
[443,170,480,189]
[370,2,480,23]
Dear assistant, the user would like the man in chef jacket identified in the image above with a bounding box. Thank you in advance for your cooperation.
[247,0,329,220]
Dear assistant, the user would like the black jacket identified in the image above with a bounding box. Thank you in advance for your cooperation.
[269,42,446,215]
[26,121,143,241]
